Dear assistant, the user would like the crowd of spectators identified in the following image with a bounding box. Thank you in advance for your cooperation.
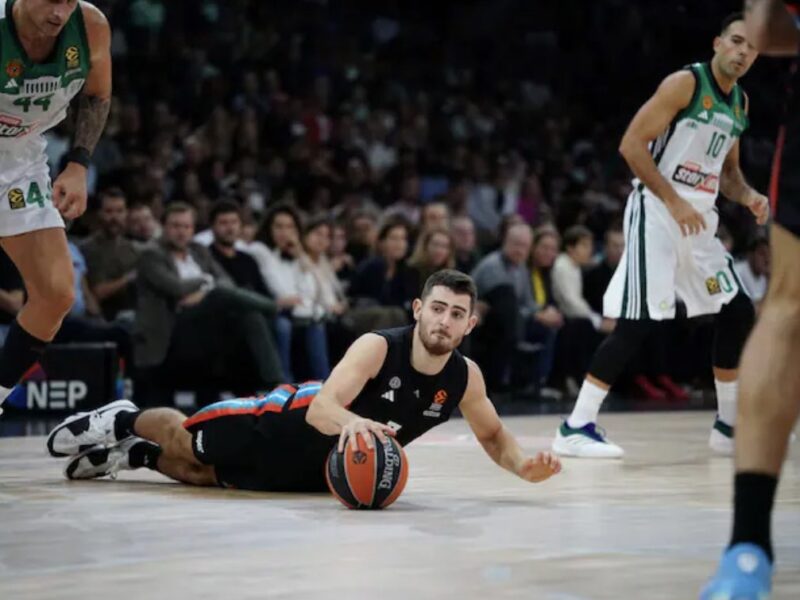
[0,1,781,405]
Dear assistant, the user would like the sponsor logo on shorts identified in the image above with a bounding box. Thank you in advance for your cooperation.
[706,277,722,295]
[672,162,719,194]
[65,46,80,70]
[195,430,205,455]
[7,188,24,210]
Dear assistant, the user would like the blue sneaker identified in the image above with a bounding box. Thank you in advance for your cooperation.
[551,421,624,458]
[700,543,772,599]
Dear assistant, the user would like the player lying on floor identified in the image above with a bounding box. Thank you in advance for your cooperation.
[47,270,561,492]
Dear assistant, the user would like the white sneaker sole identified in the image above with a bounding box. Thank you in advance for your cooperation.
[551,432,625,459]
[47,399,137,457]
[709,427,734,456]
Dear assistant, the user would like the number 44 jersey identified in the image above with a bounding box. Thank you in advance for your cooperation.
[639,62,748,214]
[0,0,90,149]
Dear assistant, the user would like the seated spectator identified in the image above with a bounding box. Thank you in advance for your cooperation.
[246,204,331,381]
[0,248,24,346]
[349,217,417,311]
[302,217,349,318]
[345,210,378,266]
[328,221,356,290]
[418,201,451,234]
[471,222,560,392]
[208,201,271,296]
[552,225,614,334]
[127,202,161,245]
[134,203,283,403]
[735,236,770,311]
[384,174,422,226]
[81,188,140,322]
[346,217,416,333]
[408,227,455,293]
[452,215,481,274]
[53,241,134,370]
[583,224,625,314]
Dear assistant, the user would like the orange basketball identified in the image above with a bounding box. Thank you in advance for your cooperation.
[325,432,409,509]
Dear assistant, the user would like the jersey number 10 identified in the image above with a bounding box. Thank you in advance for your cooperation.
[706,132,726,159]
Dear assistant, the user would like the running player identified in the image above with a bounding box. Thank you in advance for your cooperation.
[0,0,111,416]
[702,2,800,598]
[46,270,562,491]
[553,12,768,458]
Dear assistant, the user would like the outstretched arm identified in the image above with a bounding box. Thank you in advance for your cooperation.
[305,333,396,452]
[53,3,112,219]
[459,359,561,483]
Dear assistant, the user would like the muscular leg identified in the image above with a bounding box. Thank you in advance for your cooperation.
[0,229,74,404]
[128,408,217,486]
[729,225,800,558]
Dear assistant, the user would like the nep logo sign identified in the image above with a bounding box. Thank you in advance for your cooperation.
[5,362,89,411]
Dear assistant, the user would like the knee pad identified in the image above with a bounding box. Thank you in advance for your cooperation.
[713,292,756,369]
[589,318,658,384]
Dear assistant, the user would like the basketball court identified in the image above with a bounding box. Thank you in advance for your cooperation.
[1,411,798,599]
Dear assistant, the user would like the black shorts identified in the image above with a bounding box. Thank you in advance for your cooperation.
[183,382,334,491]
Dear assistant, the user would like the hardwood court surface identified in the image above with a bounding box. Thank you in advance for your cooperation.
[1,412,798,599]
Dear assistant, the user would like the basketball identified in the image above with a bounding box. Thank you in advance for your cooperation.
[325,432,409,509]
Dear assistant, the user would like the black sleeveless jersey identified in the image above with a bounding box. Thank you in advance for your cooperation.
[252,325,469,491]
[348,326,469,445]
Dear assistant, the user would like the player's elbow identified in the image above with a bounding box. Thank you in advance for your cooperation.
[618,133,638,162]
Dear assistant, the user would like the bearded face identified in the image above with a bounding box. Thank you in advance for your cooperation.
[413,286,477,356]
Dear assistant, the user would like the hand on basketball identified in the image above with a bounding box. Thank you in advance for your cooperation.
[666,195,706,237]
[516,451,562,483]
[338,417,396,453]
[53,163,88,220]
[744,190,770,226]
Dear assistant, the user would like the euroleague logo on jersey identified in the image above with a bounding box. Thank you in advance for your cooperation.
[672,161,718,194]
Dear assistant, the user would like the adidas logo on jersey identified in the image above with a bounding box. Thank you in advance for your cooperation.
[381,390,395,402]
[698,110,709,121]
[5,79,17,89]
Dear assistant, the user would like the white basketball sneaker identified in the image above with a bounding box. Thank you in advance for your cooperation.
[709,416,735,456]
[552,421,625,458]
[47,399,138,457]
[64,437,143,480]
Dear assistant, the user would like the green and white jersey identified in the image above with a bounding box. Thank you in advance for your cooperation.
[0,0,90,149]
[635,62,749,213]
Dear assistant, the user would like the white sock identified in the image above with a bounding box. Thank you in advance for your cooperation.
[567,380,608,428]
[715,379,738,427]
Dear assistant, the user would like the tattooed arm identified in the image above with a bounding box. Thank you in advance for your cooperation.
[53,2,112,219]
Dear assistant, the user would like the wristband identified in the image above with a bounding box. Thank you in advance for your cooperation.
[65,146,91,168]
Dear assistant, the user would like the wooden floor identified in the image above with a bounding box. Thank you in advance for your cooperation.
[1,411,798,600]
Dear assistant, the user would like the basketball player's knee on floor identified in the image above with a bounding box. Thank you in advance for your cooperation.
[177,462,217,486]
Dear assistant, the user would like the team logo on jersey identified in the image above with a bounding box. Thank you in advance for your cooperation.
[4,59,22,79]
[672,162,719,194]
[65,47,80,70]
[706,277,722,295]
[702,95,714,110]
[7,188,24,210]
[389,376,401,390]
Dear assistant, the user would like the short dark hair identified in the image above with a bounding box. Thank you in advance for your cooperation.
[304,215,332,236]
[98,187,126,208]
[721,12,744,35]
[162,201,195,224]
[209,200,241,224]
[377,215,411,242]
[420,269,477,313]
[563,225,593,249]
